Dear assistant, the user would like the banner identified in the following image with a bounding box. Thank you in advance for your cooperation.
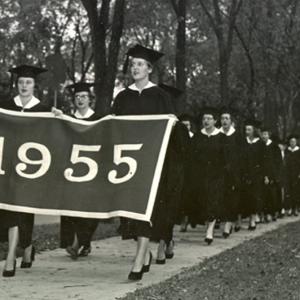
[0,109,176,222]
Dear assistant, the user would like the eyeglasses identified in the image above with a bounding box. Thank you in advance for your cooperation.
[75,95,89,100]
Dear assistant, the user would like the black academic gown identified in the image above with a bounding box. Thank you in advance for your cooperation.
[240,138,264,216]
[222,128,243,222]
[60,111,101,249]
[285,148,300,211]
[0,98,50,249]
[189,129,226,223]
[261,141,282,215]
[112,84,175,240]
[176,125,194,221]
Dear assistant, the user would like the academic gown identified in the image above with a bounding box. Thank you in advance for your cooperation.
[221,128,243,222]
[151,122,186,242]
[240,138,264,216]
[0,97,50,248]
[285,147,300,211]
[60,110,101,249]
[261,141,282,215]
[189,129,226,223]
[175,124,194,221]
[112,84,175,240]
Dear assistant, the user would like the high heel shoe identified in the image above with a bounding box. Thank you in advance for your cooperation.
[78,246,92,257]
[248,225,256,231]
[3,260,16,277]
[156,258,166,265]
[234,225,241,232]
[205,238,213,245]
[222,232,230,239]
[142,252,152,273]
[66,246,78,260]
[128,268,143,281]
[165,240,175,259]
[20,246,35,269]
[223,227,233,239]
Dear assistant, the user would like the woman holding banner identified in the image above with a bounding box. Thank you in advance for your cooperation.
[60,82,100,259]
[112,44,175,281]
[0,65,50,277]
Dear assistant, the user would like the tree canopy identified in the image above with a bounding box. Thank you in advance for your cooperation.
[1,0,300,137]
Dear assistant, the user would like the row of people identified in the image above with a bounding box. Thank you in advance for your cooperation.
[1,43,299,283]
[179,110,300,244]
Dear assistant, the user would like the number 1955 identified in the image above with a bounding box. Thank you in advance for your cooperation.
[0,137,143,184]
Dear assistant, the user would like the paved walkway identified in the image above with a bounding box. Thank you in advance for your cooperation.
[0,216,299,300]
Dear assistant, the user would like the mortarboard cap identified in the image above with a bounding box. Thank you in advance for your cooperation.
[66,82,94,94]
[158,83,183,99]
[287,134,299,141]
[260,126,272,133]
[9,65,47,79]
[219,106,238,117]
[201,107,219,119]
[244,119,261,128]
[123,44,164,74]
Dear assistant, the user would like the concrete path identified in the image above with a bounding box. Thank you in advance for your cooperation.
[0,216,299,300]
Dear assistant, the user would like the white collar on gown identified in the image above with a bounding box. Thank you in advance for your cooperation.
[246,137,260,144]
[74,107,95,119]
[128,81,156,93]
[14,95,40,109]
[201,127,220,137]
[219,126,235,136]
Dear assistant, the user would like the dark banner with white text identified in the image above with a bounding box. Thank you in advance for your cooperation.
[0,109,176,222]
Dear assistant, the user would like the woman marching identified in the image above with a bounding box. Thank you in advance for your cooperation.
[112,44,175,280]
[191,108,225,245]
[60,82,100,259]
[151,84,186,264]
[240,119,264,230]
[285,135,300,216]
[0,65,49,277]
[219,108,242,237]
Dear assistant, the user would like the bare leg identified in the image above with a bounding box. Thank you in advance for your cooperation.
[4,226,19,270]
[23,244,33,263]
[223,222,232,234]
[72,234,79,250]
[206,219,216,240]
[156,240,166,261]
[131,237,149,272]
[180,216,188,232]
[249,214,256,228]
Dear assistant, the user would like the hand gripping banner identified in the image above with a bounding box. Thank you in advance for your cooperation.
[0,109,176,222]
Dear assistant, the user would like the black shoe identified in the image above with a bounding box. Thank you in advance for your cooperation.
[166,252,174,259]
[3,260,16,277]
[21,246,35,269]
[248,225,256,231]
[156,258,166,265]
[223,232,230,239]
[142,252,152,273]
[234,226,241,232]
[128,269,143,281]
[165,240,175,259]
[66,246,78,260]
[78,246,91,257]
[205,238,213,245]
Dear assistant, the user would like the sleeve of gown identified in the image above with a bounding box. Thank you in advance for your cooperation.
[111,93,122,115]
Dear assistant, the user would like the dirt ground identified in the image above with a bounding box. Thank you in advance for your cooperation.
[120,219,300,300]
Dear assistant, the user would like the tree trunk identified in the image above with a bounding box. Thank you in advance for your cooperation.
[81,0,125,116]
